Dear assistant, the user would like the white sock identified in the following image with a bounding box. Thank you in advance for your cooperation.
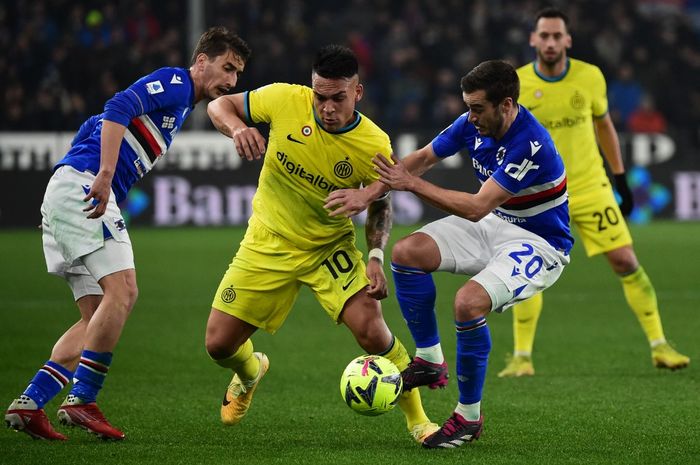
[415,343,444,364]
[455,402,481,422]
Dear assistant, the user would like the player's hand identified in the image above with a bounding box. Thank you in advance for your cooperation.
[324,188,372,217]
[83,171,113,219]
[231,126,266,161]
[366,259,388,300]
[614,173,634,216]
[373,153,415,191]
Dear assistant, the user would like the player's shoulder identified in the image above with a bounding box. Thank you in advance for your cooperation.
[250,82,311,107]
[512,107,555,147]
[569,58,605,81]
[357,112,389,138]
[131,67,191,97]
[516,61,536,78]
[252,82,308,97]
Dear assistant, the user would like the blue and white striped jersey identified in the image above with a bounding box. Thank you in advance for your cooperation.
[431,106,573,254]
[55,67,195,202]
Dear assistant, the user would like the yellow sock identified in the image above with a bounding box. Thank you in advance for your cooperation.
[211,339,260,382]
[381,337,431,428]
[512,292,543,355]
[620,267,665,344]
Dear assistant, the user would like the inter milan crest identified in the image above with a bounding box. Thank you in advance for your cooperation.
[570,91,585,110]
[221,286,237,303]
[334,157,353,179]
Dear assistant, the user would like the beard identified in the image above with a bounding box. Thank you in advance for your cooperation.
[537,48,565,67]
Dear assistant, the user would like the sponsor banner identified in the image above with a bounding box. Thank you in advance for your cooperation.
[0,132,697,227]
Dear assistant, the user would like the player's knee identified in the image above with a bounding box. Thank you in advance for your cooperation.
[204,327,237,360]
[454,286,490,322]
[391,233,440,271]
[607,246,639,274]
[391,236,431,270]
[205,336,232,360]
[353,318,392,354]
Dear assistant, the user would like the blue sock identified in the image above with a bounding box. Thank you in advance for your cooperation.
[69,350,113,403]
[23,361,73,408]
[391,263,440,348]
[455,317,491,404]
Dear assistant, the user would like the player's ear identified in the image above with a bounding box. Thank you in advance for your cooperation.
[195,52,209,71]
[355,83,364,103]
[565,33,572,50]
[529,31,537,47]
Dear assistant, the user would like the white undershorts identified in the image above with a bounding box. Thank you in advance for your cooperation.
[417,213,570,312]
[41,166,135,300]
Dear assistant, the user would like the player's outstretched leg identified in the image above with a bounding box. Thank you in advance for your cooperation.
[220,352,269,425]
[378,337,439,443]
[5,396,67,441]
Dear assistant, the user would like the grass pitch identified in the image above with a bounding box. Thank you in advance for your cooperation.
[0,222,698,464]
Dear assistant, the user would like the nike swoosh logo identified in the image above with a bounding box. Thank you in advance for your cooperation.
[342,277,357,291]
[610,234,621,241]
[527,105,541,111]
[222,392,231,406]
[287,134,305,144]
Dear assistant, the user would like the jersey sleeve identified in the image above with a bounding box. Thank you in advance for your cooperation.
[590,65,608,119]
[103,68,191,126]
[245,83,297,125]
[363,135,393,186]
[431,113,470,158]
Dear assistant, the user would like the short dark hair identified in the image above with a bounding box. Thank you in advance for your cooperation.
[460,60,520,105]
[190,26,251,65]
[312,45,359,79]
[534,6,569,30]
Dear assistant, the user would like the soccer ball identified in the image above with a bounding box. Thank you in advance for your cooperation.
[340,355,403,416]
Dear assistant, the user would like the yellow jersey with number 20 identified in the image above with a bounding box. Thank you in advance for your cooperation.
[517,58,609,197]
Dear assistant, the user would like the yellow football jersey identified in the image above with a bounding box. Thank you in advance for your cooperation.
[517,58,608,196]
[244,83,392,250]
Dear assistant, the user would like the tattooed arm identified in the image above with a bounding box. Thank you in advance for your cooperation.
[364,193,393,300]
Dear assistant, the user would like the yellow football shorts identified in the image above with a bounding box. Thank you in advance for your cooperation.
[212,218,371,334]
[569,181,633,257]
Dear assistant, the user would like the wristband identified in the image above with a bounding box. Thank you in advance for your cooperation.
[368,248,384,265]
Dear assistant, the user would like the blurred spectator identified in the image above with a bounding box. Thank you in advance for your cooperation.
[627,94,668,133]
[3,0,700,145]
[608,63,643,129]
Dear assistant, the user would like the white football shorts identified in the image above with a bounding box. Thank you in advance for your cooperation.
[41,166,134,300]
[417,213,570,312]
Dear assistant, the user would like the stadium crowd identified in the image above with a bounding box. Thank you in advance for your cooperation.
[3,0,700,143]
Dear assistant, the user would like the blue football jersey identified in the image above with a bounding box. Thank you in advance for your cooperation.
[431,106,573,253]
[55,67,195,202]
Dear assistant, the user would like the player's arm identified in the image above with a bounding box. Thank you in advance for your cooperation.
[594,113,633,215]
[324,143,441,217]
[374,153,512,222]
[82,120,126,218]
[207,93,266,160]
[364,193,392,300]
